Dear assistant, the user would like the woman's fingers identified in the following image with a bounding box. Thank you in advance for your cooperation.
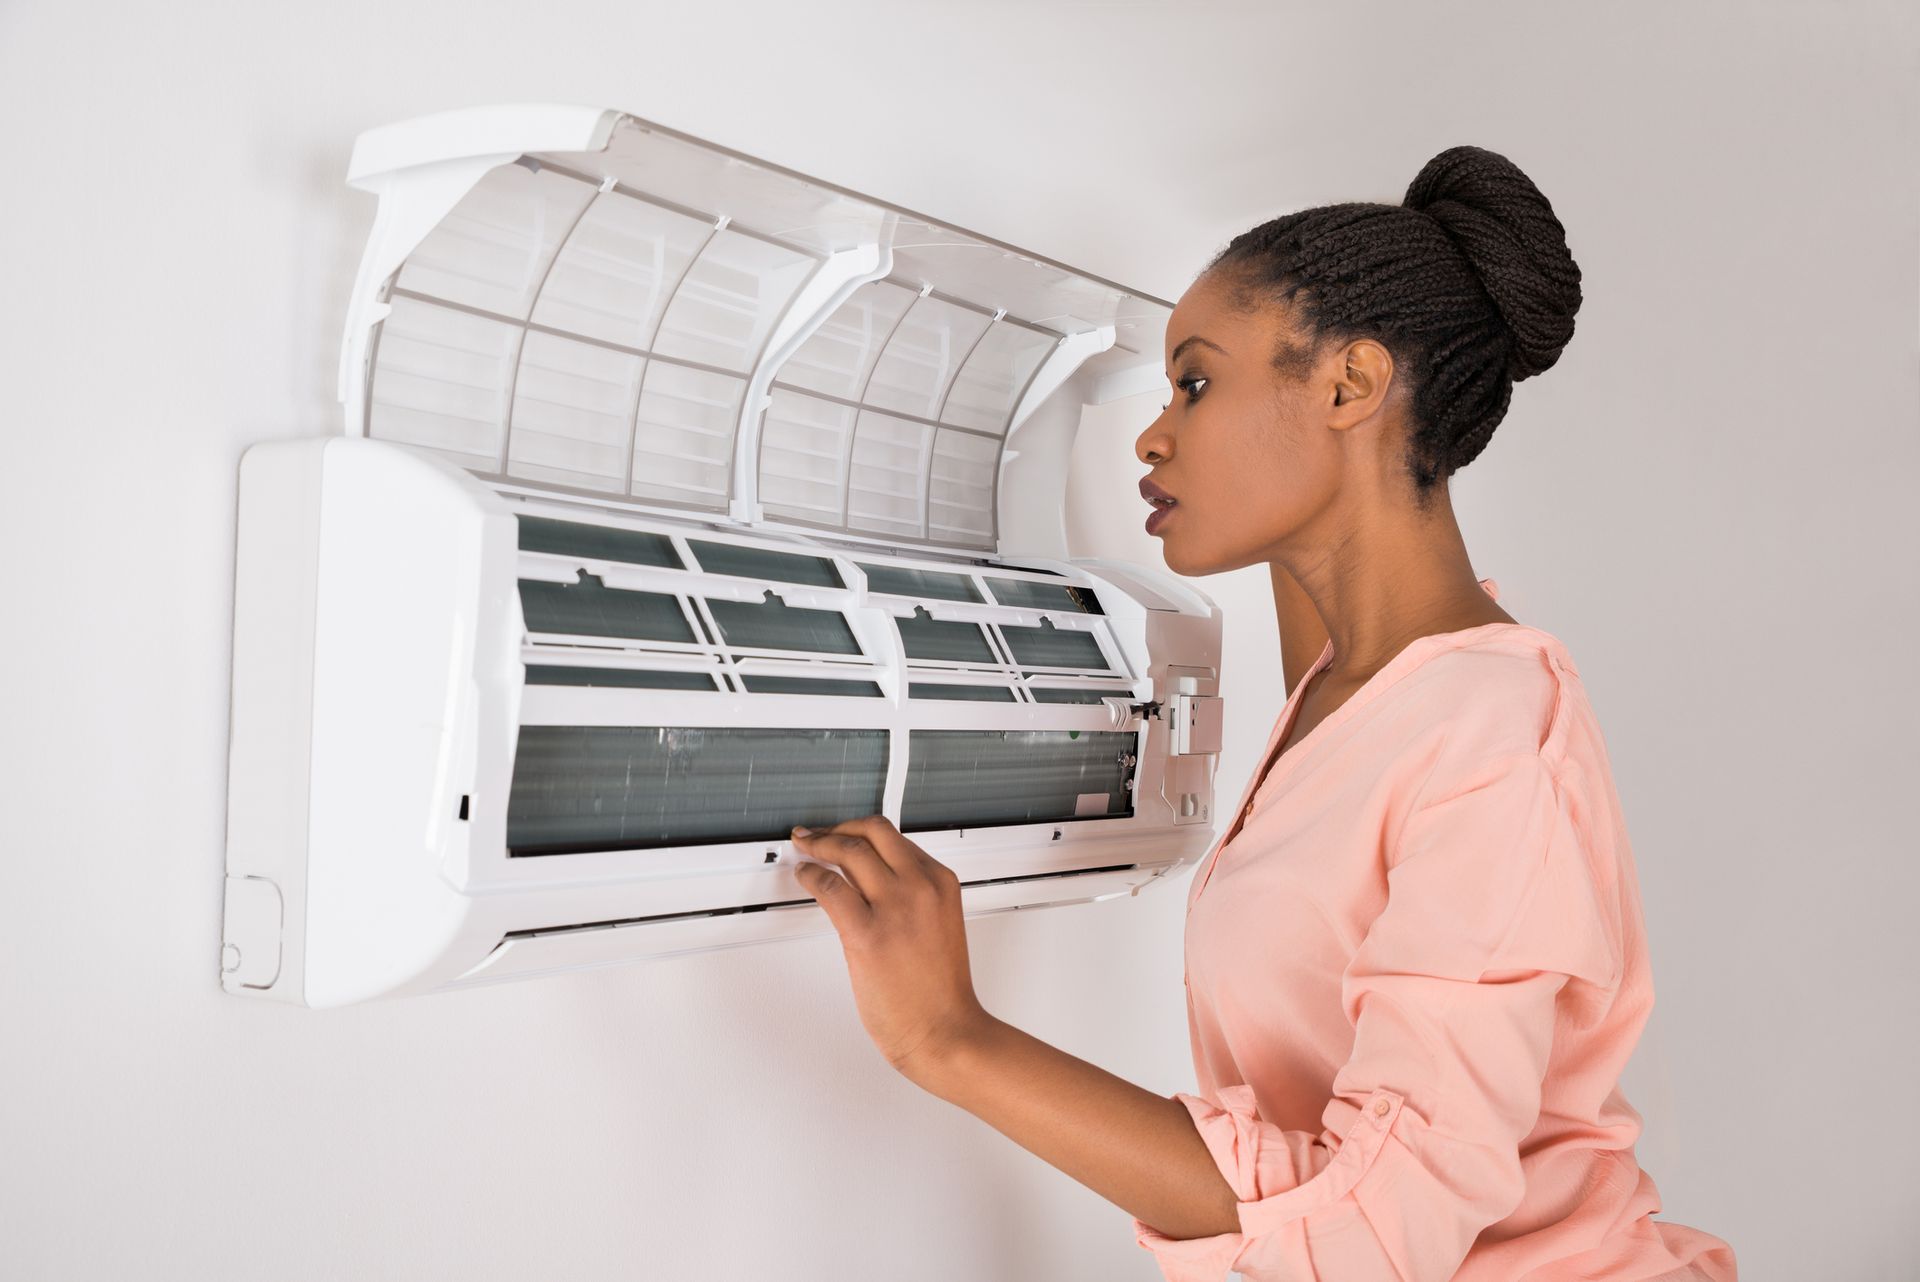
[790,815,964,950]
[815,814,940,880]
[790,859,874,936]
[791,821,898,902]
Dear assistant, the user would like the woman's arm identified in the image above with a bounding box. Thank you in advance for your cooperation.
[884,566,1321,1236]
[786,817,1240,1241]
[1270,560,1328,697]
[904,1012,1241,1242]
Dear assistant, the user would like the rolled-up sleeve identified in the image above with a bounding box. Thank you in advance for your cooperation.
[1134,749,1622,1282]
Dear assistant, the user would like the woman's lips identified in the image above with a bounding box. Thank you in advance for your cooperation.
[1140,476,1177,534]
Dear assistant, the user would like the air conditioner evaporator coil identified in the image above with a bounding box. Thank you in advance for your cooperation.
[221,103,1225,1006]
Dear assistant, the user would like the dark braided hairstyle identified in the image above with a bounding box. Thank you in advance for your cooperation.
[1205,145,1582,502]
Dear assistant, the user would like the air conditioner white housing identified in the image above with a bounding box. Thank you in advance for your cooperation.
[222,103,1223,1006]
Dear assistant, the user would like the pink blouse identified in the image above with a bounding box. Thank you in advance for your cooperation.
[1132,580,1738,1281]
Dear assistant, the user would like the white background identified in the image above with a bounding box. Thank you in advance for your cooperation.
[2,2,1914,1278]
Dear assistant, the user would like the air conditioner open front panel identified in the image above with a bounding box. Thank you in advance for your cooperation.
[340,104,1173,555]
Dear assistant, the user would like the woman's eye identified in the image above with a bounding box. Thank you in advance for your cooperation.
[1177,375,1208,402]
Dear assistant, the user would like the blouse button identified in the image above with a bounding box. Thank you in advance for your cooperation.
[1372,1098,1391,1117]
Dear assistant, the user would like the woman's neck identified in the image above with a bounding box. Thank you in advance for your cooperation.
[1268,489,1514,686]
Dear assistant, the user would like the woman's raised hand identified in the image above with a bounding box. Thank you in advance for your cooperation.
[789,816,991,1081]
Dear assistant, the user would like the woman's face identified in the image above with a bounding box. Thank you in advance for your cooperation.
[1133,270,1401,577]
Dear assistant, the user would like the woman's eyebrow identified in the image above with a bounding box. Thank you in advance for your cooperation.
[1169,335,1230,364]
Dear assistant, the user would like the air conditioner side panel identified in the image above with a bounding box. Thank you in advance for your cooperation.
[222,441,326,1002]
[224,438,522,1006]
[302,439,517,1007]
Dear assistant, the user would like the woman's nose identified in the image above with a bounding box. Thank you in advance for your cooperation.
[1135,412,1172,465]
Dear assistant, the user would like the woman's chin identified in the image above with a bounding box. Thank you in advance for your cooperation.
[1161,536,1261,580]
[1160,541,1217,578]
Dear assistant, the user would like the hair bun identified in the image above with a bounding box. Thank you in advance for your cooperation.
[1403,145,1582,381]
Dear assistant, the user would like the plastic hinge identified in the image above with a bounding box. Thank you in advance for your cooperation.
[1171,694,1224,756]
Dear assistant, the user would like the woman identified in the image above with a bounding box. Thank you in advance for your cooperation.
[787,145,1738,1282]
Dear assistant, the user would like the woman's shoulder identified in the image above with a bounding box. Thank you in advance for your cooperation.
[1377,625,1587,784]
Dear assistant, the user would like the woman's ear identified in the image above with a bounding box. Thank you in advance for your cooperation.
[1329,340,1394,421]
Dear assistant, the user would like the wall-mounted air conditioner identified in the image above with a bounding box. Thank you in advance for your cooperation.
[221,104,1224,1006]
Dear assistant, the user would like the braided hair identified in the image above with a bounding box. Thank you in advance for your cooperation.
[1206,145,1583,502]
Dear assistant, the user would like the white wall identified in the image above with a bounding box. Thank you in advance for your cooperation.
[2,2,1914,1278]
